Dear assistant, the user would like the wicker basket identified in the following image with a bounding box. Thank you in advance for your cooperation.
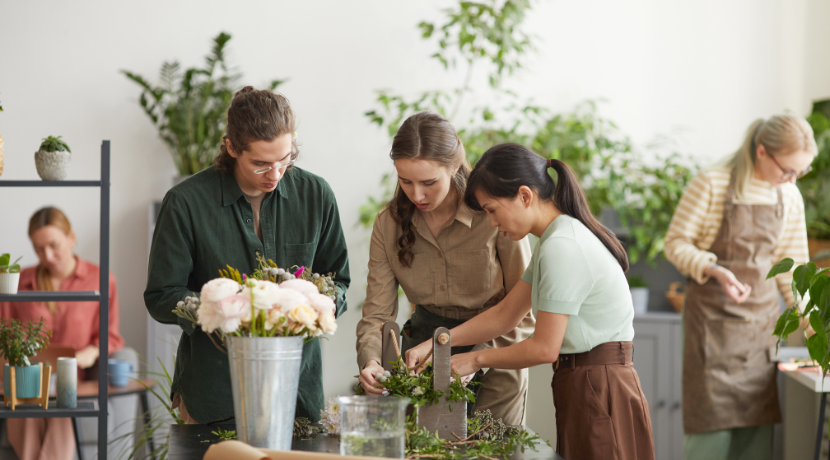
[666,281,685,313]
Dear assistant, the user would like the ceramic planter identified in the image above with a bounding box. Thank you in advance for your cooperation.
[0,272,20,294]
[3,364,42,399]
[34,150,71,181]
[630,287,649,314]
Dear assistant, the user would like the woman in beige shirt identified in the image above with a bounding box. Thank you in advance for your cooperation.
[356,112,535,424]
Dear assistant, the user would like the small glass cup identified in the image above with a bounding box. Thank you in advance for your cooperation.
[338,395,409,459]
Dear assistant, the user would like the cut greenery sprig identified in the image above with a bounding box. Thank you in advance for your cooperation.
[355,360,477,410]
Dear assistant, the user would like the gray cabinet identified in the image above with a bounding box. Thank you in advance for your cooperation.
[633,313,684,460]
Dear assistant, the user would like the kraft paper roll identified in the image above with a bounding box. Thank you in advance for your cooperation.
[204,440,385,460]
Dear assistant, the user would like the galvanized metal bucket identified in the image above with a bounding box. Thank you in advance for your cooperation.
[227,335,304,450]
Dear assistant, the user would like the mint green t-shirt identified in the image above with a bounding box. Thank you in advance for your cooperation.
[521,214,634,354]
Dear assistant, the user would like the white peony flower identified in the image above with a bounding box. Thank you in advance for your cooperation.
[279,279,320,297]
[307,293,335,315]
[242,279,281,310]
[288,304,318,329]
[318,312,337,335]
[272,289,311,313]
[200,278,241,303]
[264,307,285,331]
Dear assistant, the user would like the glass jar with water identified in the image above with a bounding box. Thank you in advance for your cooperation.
[338,395,409,459]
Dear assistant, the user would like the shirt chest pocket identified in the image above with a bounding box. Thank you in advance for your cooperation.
[448,250,492,295]
[395,252,434,300]
[284,243,316,270]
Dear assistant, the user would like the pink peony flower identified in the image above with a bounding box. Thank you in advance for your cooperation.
[196,301,223,334]
[279,279,319,297]
[307,293,336,315]
[272,288,312,313]
[217,294,251,333]
[200,278,241,303]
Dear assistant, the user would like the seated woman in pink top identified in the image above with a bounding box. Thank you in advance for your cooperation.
[1,206,123,460]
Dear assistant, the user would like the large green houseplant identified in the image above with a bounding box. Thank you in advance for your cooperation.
[0,318,51,399]
[359,0,695,266]
[122,32,286,177]
[801,99,830,267]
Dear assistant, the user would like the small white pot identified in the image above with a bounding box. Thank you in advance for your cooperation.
[630,287,650,315]
[35,150,71,181]
[0,273,20,295]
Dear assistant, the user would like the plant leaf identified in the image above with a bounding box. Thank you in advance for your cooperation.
[767,258,794,279]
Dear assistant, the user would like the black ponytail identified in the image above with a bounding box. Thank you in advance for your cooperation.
[464,143,629,272]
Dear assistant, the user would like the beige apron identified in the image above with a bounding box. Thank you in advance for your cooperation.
[682,171,783,434]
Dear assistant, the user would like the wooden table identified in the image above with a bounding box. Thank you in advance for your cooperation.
[1,378,157,460]
[168,423,564,460]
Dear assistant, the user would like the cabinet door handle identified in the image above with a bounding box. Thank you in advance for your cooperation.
[671,402,681,410]
[656,400,666,409]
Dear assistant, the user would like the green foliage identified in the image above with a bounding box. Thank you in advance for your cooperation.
[375,360,477,409]
[0,253,22,274]
[38,136,71,153]
[801,98,830,240]
[0,318,51,367]
[404,410,541,459]
[211,427,237,441]
[122,32,286,176]
[293,417,323,439]
[769,259,830,377]
[360,1,695,266]
[627,275,648,288]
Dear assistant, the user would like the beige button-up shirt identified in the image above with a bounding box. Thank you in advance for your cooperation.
[356,204,534,369]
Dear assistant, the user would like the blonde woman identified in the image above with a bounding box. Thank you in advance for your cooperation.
[664,115,816,460]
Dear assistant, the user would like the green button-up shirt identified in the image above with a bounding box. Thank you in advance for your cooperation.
[144,165,350,424]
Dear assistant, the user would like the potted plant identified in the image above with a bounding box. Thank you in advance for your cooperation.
[0,318,51,400]
[122,32,286,184]
[35,135,72,181]
[802,99,830,268]
[0,253,21,295]
[627,275,649,314]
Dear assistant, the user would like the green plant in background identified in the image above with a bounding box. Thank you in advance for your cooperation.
[0,253,22,273]
[0,318,51,367]
[360,0,696,267]
[627,275,648,288]
[122,32,286,176]
[801,98,830,240]
[768,259,830,376]
[38,136,71,153]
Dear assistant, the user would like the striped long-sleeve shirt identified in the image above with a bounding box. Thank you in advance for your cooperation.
[664,167,809,307]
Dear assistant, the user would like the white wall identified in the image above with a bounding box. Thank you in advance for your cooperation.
[1,0,828,443]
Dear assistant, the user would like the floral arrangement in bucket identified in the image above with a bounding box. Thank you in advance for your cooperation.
[173,256,338,341]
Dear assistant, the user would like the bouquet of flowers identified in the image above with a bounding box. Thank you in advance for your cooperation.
[173,256,339,341]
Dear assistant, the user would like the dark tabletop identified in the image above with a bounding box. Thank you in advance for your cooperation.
[168,424,564,460]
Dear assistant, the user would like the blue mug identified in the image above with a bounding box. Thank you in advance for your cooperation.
[107,359,133,387]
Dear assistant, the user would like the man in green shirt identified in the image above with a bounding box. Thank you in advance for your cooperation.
[144,87,350,424]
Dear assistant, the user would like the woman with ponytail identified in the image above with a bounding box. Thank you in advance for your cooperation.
[356,113,535,425]
[405,143,654,460]
[1,207,123,460]
[664,115,816,459]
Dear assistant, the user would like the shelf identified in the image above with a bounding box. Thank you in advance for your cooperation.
[0,180,102,187]
[0,401,97,418]
[0,291,101,302]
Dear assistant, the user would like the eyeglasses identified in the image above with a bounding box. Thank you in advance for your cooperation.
[768,154,812,181]
[253,157,295,175]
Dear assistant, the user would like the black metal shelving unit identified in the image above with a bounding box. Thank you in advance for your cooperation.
[0,141,111,458]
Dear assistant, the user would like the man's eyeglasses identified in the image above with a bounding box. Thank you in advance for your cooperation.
[253,157,295,175]
[768,154,811,181]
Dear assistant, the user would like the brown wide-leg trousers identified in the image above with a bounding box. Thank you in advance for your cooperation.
[552,341,655,460]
